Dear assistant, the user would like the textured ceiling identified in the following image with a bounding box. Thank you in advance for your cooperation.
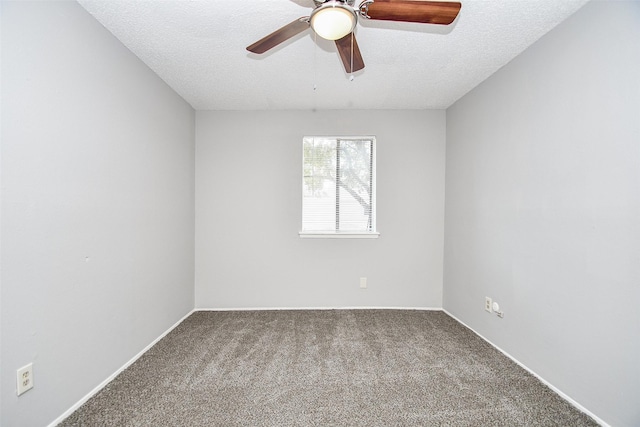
[77,0,589,110]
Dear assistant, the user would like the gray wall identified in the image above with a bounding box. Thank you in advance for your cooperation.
[444,2,640,426]
[1,2,195,426]
[195,110,445,309]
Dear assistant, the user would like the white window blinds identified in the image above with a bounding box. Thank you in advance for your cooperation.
[302,136,376,236]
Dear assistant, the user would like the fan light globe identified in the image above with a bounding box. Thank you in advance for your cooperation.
[310,3,357,41]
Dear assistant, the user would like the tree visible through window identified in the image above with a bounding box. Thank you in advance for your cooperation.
[301,136,376,235]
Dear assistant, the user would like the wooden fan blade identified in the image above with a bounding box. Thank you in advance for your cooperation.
[246,17,310,54]
[364,0,461,25]
[335,33,365,73]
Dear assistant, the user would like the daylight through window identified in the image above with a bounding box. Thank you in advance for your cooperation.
[301,136,377,238]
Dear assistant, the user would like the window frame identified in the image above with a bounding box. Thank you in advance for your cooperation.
[299,135,379,239]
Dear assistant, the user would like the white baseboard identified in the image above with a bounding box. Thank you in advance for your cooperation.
[48,309,196,427]
[442,309,609,427]
[196,306,443,311]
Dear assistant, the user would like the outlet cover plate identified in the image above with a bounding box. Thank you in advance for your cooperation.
[17,363,34,396]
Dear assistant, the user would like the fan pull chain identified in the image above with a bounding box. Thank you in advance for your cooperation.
[313,31,318,91]
[350,33,354,80]
[349,33,355,81]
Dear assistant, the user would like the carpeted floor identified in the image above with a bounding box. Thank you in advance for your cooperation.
[60,310,598,426]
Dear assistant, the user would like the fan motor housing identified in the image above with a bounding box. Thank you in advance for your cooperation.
[313,0,357,6]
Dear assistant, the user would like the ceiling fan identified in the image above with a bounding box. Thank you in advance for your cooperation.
[246,0,462,73]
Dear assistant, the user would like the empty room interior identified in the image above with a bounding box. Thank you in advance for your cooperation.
[1,0,639,426]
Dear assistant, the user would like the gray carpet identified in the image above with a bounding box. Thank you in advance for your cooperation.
[60,310,598,426]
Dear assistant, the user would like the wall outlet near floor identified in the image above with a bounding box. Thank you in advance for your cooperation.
[485,297,492,312]
[17,363,34,396]
[360,277,367,289]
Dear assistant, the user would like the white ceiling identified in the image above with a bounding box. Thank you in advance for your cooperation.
[77,0,589,110]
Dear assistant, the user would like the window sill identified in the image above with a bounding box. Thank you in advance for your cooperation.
[299,232,380,239]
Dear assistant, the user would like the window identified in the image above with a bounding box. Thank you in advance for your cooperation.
[300,136,378,238]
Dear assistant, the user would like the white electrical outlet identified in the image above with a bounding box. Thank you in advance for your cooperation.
[360,277,367,289]
[485,297,492,312]
[17,363,34,396]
